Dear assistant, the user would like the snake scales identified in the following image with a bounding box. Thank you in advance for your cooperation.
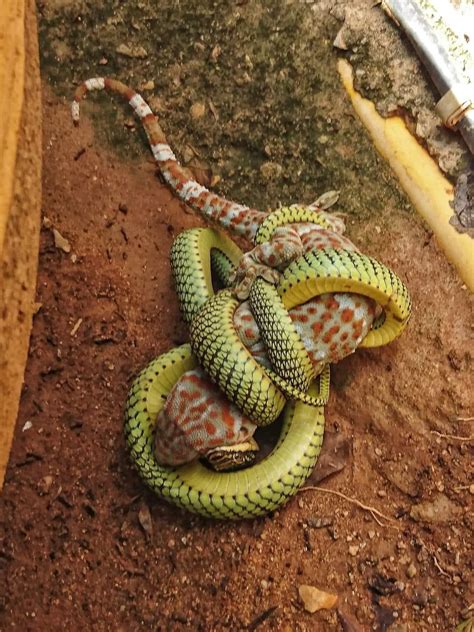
[124,226,410,519]
[73,78,411,519]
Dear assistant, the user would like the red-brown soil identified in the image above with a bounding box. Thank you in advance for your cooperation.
[0,86,472,632]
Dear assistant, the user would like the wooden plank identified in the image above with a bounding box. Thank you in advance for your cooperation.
[0,0,25,253]
[0,0,42,488]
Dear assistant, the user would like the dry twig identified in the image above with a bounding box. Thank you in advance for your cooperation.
[298,486,397,528]
[431,430,473,442]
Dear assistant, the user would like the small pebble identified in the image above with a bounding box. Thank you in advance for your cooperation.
[190,102,206,119]
[374,447,382,456]
[406,563,417,578]
[368,530,376,539]
[348,545,359,557]
[37,475,54,495]
[53,228,71,253]
[298,585,338,613]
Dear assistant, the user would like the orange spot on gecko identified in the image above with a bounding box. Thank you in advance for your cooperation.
[341,308,354,322]
[325,297,339,310]
[204,421,217,436]
[222,407,236,429]
[192,403,208,416]
[295,313,308,323]
[312,322,323,334]
[323,325,340,343]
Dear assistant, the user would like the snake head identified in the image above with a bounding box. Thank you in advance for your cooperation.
[204,437,259,471]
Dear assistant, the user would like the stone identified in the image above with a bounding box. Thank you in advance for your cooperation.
[409,494,461,524]
[298,585,338,613]
[260,161,283,181]
[190,102,206,119]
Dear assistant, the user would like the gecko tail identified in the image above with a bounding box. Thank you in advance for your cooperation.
[71,77,266,241]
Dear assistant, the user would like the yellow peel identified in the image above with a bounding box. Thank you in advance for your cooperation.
[337,58,474,292]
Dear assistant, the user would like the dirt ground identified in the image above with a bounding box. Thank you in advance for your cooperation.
[1,1,473,631]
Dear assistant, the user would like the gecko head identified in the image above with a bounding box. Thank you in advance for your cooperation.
[204,437,259,472]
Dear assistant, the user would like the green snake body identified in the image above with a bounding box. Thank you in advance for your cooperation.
[125,343,325,519]
[125,224,411,519]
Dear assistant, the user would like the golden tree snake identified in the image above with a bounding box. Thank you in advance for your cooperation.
[124,223,411,519]
[72,77,412,520]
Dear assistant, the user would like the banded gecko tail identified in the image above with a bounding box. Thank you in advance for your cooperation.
[72,77,267,241]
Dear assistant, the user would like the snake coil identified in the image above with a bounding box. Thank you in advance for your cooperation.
[125,223,411,519]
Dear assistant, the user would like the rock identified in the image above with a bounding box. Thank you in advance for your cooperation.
[210,45,221,62]
[409,494,461,524]
[260,161,283,181]
[142,80,154,91]
[306,516,333,529]
[52,228,71,253]
[406,563,417,578]
[138,503,153,539]
[333,27,349,51]
[372,538,393,560]
[38,475,53,495]
[348,545,359,557]
[190,102,206,119]
[380,460,420,498]
[298,585,338,613]
[368,574,401,596]
[116,43,148,59]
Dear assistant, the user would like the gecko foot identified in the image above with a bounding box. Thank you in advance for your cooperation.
[230,260,281,300]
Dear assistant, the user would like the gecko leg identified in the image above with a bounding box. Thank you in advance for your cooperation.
[230,226,304,299]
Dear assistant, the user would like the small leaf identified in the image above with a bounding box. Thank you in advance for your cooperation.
[138,503,153,539]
